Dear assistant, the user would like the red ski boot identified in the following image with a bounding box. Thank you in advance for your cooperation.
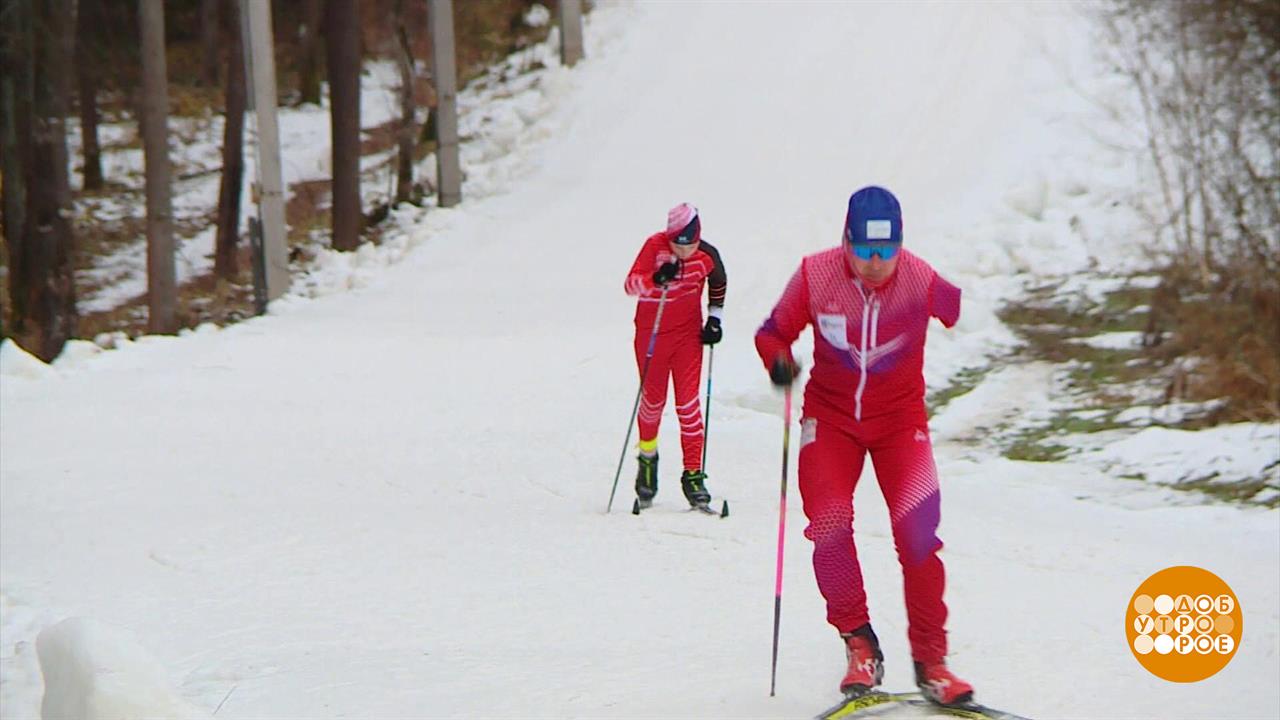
[838,625,884,696]
[914,660,974,706]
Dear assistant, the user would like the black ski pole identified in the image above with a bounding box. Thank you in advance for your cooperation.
[770,385,793,697]
[607,286,670,513]
[700,344,714,471]
[700,345,730,519]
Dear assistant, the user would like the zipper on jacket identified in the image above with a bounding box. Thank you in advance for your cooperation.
[854,285,880,422]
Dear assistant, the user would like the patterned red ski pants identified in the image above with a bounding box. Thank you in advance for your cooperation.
[797,412,949,663]
[634,328,704,471]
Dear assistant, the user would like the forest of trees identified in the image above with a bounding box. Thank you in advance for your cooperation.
[0,0,562,361]
[2,0,1273,427]
[1100,0,1279,422]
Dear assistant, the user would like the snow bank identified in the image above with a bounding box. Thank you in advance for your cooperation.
[1078,423,1280,490]
[36,618,208,720]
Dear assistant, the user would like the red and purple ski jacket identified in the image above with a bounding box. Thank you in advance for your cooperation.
[624,232,727,335]
[755,247,960,431]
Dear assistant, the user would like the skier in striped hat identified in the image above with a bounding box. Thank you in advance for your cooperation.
[623,203,727,508]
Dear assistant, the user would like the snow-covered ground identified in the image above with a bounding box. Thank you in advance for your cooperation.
[2,2,1278,719]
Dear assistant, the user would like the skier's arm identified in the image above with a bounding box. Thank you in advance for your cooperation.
[623,236,661,296]
[699,241,727,320]
[928,271,961,328]
[755,263,810,370]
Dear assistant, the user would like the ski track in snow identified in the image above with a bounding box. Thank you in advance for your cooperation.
[2,2,1278,719]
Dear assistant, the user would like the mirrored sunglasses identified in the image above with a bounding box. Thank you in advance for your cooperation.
[850,243,900,261]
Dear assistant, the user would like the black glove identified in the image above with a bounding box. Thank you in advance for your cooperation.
[769,355,801,387]
[701,316,722,345]
[652,261,679,286]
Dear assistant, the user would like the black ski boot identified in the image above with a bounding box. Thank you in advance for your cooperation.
[635,454,658,507]
[680,469,712,507]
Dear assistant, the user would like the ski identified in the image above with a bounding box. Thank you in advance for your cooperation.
[913,698,1032,720]
[816,690,911,719]
[816,691,1032,720]
[691,501,724,516]
[631,498,729,517]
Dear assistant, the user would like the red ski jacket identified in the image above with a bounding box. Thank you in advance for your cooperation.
[625,232,727,336]
[755,247,960,429]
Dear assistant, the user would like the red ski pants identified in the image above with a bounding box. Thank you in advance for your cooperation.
[634,328,704,471]
[797,413,949,663]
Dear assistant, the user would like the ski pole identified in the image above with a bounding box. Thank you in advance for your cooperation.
[770,385,793,697]
[700,345,714,472]
[607,286,670,513]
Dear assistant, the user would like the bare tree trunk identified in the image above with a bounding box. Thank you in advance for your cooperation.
[49,0,72,210]
[200,0,219,86]
[297,0,323,105]
[2,0,34,341]
[139,0,177,333]
[7,0,78,360]
[0,76,24,263]
[394,0,415,205]
[214,0,245,279]
[327,0,362,251]
[75,0,103,191]
[1,0,31,263]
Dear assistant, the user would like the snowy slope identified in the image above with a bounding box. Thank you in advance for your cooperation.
[2,2,1277,719]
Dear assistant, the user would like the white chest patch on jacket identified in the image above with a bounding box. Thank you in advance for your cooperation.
[817,313,848,350]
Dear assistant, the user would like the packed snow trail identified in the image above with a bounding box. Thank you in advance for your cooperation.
[2,2,1276,719]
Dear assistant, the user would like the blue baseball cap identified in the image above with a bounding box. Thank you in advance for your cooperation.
[843,186,902,246]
